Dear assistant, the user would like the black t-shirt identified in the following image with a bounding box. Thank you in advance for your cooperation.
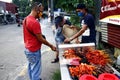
[80,13,96,43]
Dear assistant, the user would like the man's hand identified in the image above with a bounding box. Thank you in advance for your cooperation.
[64,38,71,43]
[50,45,56,51]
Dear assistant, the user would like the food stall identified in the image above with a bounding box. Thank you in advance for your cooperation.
[58,43,120,80]
[99,0,120,58]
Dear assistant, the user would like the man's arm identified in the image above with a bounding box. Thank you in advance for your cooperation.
[64,25,87,43]
[35,33,56,51]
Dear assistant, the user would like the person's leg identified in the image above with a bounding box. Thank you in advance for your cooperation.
[56,51,59,59]
[51,38,64,63]
[51,51,59,63]
[24,49,42,80]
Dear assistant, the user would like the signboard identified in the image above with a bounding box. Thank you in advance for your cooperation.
[100,0,120,25]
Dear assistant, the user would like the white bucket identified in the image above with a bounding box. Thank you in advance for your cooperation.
[116,55,120,65]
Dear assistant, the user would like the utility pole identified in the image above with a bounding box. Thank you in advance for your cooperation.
[3,3,8,24]
[48,0,50,22]
[48,0,54,23]
[51,0,54,23]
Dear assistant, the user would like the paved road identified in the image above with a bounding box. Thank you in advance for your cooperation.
[0,23,26,80]
[0,19,59,80]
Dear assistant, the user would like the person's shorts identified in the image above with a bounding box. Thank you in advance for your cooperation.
[55,37,64,50]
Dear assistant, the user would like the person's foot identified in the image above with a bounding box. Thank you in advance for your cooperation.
[51,58,59,63]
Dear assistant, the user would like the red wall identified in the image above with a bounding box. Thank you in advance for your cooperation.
[6,3,17,14]
[108,24,120,48]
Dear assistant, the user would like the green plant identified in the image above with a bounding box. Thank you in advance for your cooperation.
[97,43,104,50]
[51,69,61,80]
[70,15,81,28]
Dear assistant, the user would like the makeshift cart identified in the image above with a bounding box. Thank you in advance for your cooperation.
[58,43,120,80]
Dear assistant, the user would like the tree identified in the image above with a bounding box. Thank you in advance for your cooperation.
[12,0,20,7]
[32,0,41,3]
[54,0,96,26]
[12,0,30,17]
[54,0,95,13]
[94,0,101,25]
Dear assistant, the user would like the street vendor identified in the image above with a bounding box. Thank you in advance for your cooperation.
[64,3,96,44]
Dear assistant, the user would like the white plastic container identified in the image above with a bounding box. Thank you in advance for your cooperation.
[116,55,120,65]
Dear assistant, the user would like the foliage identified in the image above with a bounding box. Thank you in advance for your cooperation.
[51,69,61,80]
[12,0,20,7]
[32,0,41,3]
[70,14,81,28]
[12,0,48,17]
[54,0,95,27]
[12,0,99,25]
[12,0,30,17]
[54,0,95,12]
[42,0,48,11]
[55,0,78,12]
[97,43,104,50]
